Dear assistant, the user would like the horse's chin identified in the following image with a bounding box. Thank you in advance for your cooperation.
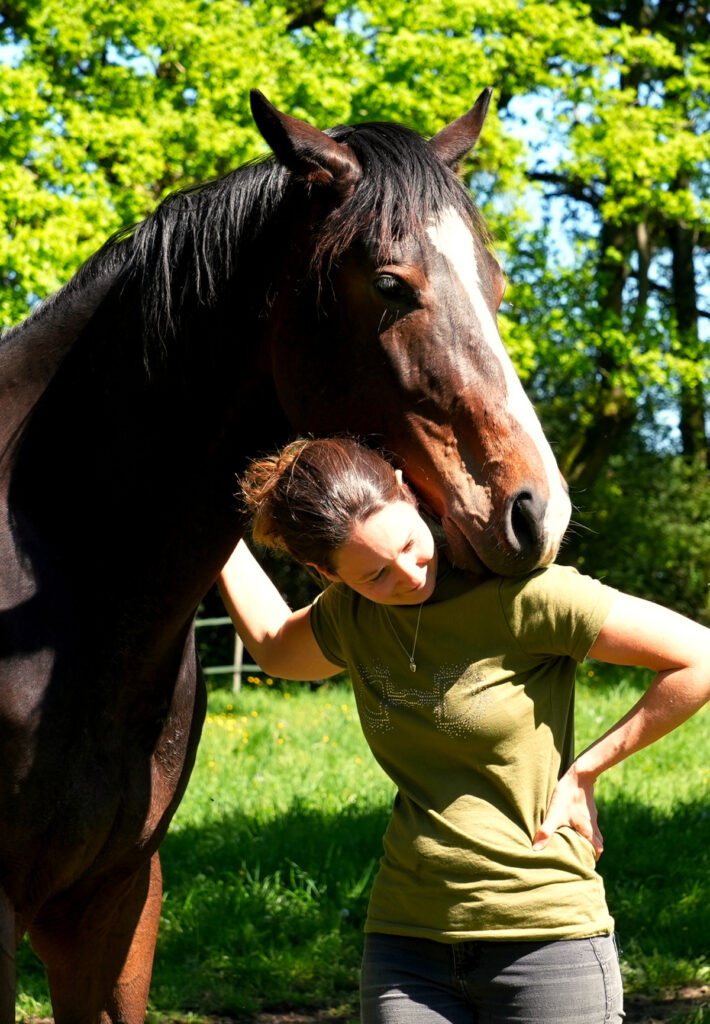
[443,526,491,577]
[442,516,553,579]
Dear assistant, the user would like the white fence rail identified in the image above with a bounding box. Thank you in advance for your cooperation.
[195,615,259,692]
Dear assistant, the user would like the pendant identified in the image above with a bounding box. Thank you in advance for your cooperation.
[409,660,416,673]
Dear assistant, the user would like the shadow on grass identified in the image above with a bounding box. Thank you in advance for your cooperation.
[16,798,390,1019]
[152,790,710,1013]
[151,798,391,1016]
[17,791,710,1018]
[596,793,710,992]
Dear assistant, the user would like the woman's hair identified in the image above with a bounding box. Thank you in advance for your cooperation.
[240,437,414,573]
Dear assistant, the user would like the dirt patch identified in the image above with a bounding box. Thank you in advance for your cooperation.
[235,1014,357,1024]
[624,985,710,1023]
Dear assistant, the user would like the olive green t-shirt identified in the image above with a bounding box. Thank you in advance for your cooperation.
[310,560,616,942]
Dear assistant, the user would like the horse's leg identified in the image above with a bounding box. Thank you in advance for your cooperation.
[29,852,162,1024]
[0,886,16,1024]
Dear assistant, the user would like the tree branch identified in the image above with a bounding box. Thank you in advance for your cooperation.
[526,170,603,209]
[285,0,333,31]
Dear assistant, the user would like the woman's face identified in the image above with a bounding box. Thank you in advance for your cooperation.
[323,500,438,605]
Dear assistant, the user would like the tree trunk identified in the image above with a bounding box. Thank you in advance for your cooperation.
[669,184,707,464]
[562,221,637,489]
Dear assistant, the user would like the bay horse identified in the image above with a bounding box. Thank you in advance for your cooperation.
[0,88,571,1023]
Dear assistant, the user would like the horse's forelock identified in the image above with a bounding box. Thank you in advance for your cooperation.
[313,121,486,268]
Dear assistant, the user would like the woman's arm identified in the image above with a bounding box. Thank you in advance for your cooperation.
[218,540,345,681]
[533,592,710,857]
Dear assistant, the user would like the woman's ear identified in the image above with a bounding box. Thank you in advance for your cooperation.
[395,468,417,506]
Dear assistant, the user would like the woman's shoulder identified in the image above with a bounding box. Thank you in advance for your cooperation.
[497,563,617,658]
[427,555,596,605]
[498,562,613,601]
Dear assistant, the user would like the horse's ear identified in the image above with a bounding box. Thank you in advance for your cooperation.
[430,88,493,168]
[250,90,361,194]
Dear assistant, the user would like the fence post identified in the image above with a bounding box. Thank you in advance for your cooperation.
[233,633,244,694]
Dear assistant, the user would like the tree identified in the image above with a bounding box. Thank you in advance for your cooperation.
[507,2,710,480]
[0,0,379,325]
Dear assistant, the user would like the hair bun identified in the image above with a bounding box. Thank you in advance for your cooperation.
[237,437,409,573]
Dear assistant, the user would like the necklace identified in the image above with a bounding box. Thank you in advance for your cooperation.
[385,602,424,673]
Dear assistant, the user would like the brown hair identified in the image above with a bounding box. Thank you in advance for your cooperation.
[240,437,414,573]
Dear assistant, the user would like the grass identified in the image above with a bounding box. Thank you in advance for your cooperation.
[15,666,710,1021]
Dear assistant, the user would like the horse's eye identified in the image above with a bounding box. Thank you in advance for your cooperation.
[373,273,416,307]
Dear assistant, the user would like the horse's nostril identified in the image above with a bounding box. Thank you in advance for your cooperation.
[508,490,545,557]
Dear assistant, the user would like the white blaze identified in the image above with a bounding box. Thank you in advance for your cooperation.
[425,207,571,553]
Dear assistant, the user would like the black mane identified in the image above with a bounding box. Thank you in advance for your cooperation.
[321,120,483,261]
[3,119,485,370]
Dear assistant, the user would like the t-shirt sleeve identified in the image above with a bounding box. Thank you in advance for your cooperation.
[497,564,617,662]
[309,584,349,668]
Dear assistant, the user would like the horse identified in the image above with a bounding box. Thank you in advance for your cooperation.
[0,88,571,1023]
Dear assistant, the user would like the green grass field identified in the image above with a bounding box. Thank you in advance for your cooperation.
[16,667,710,1021]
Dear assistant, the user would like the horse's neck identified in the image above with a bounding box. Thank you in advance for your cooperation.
[0,271,116,458]
[5,283,290,623]
[1,224,294,632]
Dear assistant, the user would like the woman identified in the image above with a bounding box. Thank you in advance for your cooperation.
[219,437,710,1024]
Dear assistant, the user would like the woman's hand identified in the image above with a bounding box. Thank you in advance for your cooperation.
[532,765,604,860]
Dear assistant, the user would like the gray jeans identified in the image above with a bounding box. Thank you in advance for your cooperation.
[360,932,624,1023]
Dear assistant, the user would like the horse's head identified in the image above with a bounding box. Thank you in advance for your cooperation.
[250,90,571,576]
